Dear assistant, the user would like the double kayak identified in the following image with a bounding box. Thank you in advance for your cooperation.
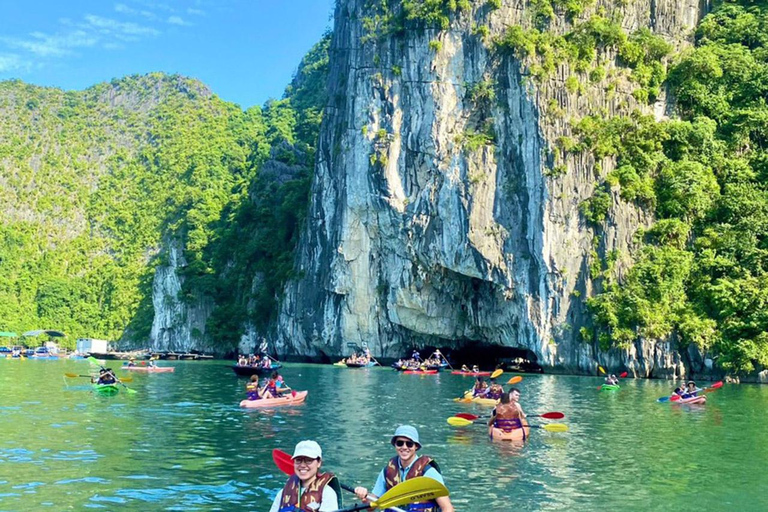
[403,370,438,375]
[239,391,308,408]
[674,395,707,405]
[460,391,498,405]
[451,371,491,376]
[601,384,620,391]
[123,366,174,373]
[93,383,120,396]
[491,420,530,442]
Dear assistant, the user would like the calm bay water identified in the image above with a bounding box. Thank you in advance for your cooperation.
[1,359,767,511]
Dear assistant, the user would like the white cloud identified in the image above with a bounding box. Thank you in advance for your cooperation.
[0,53,24,73]
[167,15,190,26]
[84,15,161,37]
[187,8,205,16]
[1,30,97,58]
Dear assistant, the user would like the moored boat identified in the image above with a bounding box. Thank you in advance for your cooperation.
[345,361,376,368]
[239,390,308,408]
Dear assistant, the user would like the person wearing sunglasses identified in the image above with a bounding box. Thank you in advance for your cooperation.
[353,425,454,512]
[269,440,341,512]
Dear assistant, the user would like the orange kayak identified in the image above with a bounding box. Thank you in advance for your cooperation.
[491,420,530,442]
[239,391,308,408]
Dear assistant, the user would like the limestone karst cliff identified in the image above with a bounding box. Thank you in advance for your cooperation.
[274,0,734,379]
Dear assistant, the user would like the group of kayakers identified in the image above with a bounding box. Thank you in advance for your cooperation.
[270,425,455,512]
[237,353,274,368]
[245,371,290,401]
[126,357,157,368]
[345,351,371,365]
[673,380,702,398]
[471,376,505,400]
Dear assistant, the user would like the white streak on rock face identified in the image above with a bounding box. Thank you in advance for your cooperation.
[275,0,717,377]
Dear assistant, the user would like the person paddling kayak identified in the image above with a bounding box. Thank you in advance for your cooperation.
[269,440,341,512]
[485,378,504,400]
[681,381,702,398]
[472,376,489,397]
[93,368,117,385]
[354,425,454,512]
[605,374,619,386]
[488,388,526,437]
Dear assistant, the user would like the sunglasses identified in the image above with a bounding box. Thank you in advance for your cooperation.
[394,439,415,448]
[293,457,319,466]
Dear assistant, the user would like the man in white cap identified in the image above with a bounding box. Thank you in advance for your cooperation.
[270,440,341,512]
[353,425,454,512]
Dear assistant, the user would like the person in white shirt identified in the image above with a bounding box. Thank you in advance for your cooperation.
[269,440,340,512]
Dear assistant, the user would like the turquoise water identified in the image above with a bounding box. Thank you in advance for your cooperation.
[1,359,767,511]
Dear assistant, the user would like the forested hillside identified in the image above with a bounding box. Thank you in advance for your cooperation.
[0,32,330,349]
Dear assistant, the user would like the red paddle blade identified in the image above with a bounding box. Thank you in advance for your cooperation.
[539,412,564,419]
[455,413,479,420]
[619,372,628,378]
[669,394,681,401]
[272,449,294,476]
[709,381,723,390]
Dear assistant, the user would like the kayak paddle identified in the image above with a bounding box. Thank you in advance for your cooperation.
[454,411,564,421]
[446,416,568,431]
[507,375,523,385]
[331,476,449,512]
[490,368,503,379]
[598,365,606,374]
[272,449,407,512]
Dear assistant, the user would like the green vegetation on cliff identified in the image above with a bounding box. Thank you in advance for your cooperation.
[583,1,768,373]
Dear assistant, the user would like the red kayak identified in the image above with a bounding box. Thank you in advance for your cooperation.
[451,371,491,376]
[404,370,438,375]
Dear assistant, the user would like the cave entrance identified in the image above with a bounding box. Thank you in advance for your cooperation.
[433,343,543,373]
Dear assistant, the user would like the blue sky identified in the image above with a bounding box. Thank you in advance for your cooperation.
[0,0,335,108]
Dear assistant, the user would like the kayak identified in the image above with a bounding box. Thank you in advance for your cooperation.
[462,391,498,405]
[239,390,308,408]
[93,383,120,396]
[674,395,707,405]
[346,361,376,368]
[601,384,620,391]
[491,420,530,442]
[451,371,491,376]
[122,366,174,373]
[404,370,438,375]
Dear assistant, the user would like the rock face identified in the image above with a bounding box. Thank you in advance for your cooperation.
[276,0,715,377]
[149,242,213,353]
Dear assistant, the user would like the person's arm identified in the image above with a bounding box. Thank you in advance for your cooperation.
[436,495,454,512]
[487,408,497,427]
[317,486,339,511]
[355,470,385,501]
[268,490,282,512]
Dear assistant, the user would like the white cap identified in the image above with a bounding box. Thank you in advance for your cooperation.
[292,440,322,460]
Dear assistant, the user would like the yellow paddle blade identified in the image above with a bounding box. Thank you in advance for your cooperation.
[374,476,449,510]
[64,373,81,378]
[120,377,133,383]
[447,417,474,427]
[507,376,523,385]
[598,365,606,374]
[542,423,568,432]
[491,369,503,379]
